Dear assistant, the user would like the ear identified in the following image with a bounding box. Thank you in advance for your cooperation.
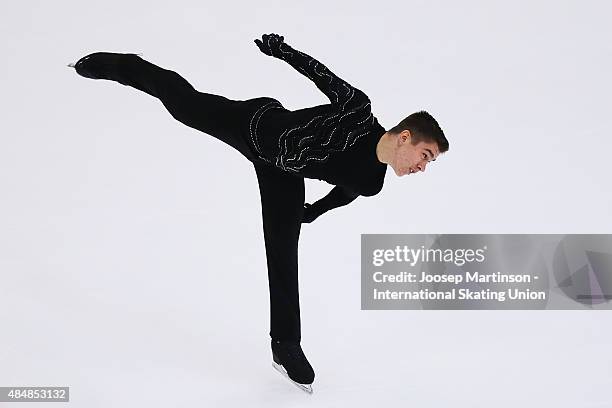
[399,130,412,144]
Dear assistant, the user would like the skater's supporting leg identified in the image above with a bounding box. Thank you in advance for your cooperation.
[254,162,305,342]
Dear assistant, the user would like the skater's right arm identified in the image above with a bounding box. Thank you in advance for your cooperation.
[254,33,364,106]
[302,185,359,223]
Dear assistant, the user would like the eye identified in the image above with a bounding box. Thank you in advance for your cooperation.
[422,153,427,160]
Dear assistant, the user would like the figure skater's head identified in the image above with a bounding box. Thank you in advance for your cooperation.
[377,111,448,177]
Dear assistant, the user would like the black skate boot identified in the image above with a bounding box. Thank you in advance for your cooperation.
[67,52,143,85]
[68,52,161,97]
[271,339,315,394]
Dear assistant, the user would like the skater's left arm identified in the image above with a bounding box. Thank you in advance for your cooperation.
[302,185,359,223]
[254,33,363,106]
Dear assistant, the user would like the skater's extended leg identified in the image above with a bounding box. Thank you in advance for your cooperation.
[72,52,256,157]
[118,56,238,135]
[254,162,305,342]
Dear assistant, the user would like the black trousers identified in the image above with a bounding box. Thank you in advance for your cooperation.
[116,55,304,341]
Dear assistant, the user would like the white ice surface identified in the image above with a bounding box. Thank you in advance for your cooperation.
[1,0,611,406]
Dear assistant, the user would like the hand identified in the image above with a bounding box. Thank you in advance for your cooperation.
[254,33,286,57]
[302,203,320,224]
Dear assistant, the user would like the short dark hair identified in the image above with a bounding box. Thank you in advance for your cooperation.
[388,110,448,153]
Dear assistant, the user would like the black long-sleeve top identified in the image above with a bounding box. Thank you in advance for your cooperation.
[250,35,388,214]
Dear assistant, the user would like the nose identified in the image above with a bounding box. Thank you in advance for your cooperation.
[417,162,427,173]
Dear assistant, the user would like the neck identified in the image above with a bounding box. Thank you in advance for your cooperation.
[376,131,394,164]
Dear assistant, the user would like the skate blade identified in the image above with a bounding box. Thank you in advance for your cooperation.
[272,361,313,394]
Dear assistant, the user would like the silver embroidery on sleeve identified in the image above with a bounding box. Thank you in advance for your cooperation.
[249,43,377,172]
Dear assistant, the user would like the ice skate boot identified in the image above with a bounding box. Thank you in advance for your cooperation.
[67,52,143,83]
[271,339,315,394]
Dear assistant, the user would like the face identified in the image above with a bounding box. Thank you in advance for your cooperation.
[392,130,440,177]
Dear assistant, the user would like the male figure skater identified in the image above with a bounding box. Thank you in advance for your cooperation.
[69,33,449,393]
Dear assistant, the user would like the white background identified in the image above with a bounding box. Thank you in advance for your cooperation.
[1,0,611,406]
